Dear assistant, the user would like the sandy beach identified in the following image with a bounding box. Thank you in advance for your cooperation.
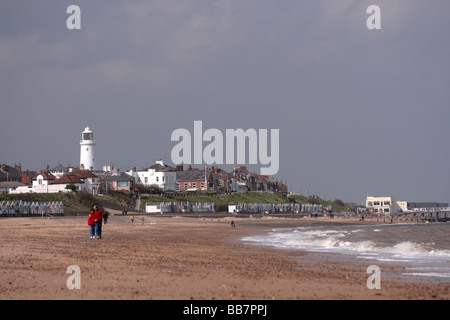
[0,214,448,300]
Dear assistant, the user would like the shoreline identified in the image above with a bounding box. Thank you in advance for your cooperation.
[0,215,448,300]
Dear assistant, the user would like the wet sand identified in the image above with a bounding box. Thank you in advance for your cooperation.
[0,215,448,300]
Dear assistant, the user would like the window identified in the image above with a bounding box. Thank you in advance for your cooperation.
[374,201,380,206]
[145,177,148,184]
[156,177,159,182]
[117,181,128,187]
[384,208,390,213]
[384,201,390,206]
[176,183,180,191]
[367,201,373,207]
[162,176,165,182]
[193,183,197,188]
[184,183,188,190]
[83,133,93,140]
[201,182,205,190]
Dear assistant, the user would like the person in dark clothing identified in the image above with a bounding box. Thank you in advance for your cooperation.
[93,205,103,239]
[103,211,109,224]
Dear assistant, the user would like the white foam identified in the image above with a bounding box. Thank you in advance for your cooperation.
[376,258,411,262]
[403,272,450,278]
[243,224,450,282]
[243,227,450,260]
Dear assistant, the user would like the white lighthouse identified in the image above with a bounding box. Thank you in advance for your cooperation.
[80,126,96,171]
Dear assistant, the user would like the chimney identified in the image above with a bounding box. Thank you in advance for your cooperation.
[15,163,22,173]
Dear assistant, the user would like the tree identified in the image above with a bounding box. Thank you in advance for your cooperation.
[65,184,76,192]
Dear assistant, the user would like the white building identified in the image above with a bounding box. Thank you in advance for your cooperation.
[80,127,96,171]
[9,169,98,194]
[10,171,69,194]
[32,171,56,191]
[366,196,403,214]
[69,168,99,194]
[366,196,448,214]
[0,181,28,194]
[127,160,177,191]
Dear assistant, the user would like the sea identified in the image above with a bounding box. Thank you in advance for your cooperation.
[242,221,450,283]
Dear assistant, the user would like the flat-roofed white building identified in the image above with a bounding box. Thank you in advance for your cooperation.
[366,196,403,214]
[366,196,448,214]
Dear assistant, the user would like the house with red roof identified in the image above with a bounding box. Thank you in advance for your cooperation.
[68,168,99,193]
[52,174,84,191]
[9,167,99,194]
[31,171,57,192]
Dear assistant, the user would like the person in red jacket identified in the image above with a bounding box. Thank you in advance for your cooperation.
[88,208,95,239]
[93,205,103,239]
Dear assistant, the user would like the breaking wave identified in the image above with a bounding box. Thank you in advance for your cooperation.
[242,223,450,281]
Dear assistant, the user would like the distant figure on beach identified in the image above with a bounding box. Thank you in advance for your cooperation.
[130,215,135,224]
[231,221,235,229]
[93,205,103,239]
[141,217,145,225]
[103,211,109,224]
[88,207,95,239]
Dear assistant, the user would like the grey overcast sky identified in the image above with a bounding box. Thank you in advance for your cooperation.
[1,0,449,204]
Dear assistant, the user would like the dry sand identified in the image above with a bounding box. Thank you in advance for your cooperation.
[0,214,448,300]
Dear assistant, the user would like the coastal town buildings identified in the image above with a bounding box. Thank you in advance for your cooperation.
[175,167,210,191]
[1,155,286,196]
[0,165,21,182]
[3,167,99,194]
[1,127,288,195]
[0,181,27,194]
[100,173,134,192]
[69,168,99,193]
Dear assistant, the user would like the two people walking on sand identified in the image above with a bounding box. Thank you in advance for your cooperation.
[88,205,103,239]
